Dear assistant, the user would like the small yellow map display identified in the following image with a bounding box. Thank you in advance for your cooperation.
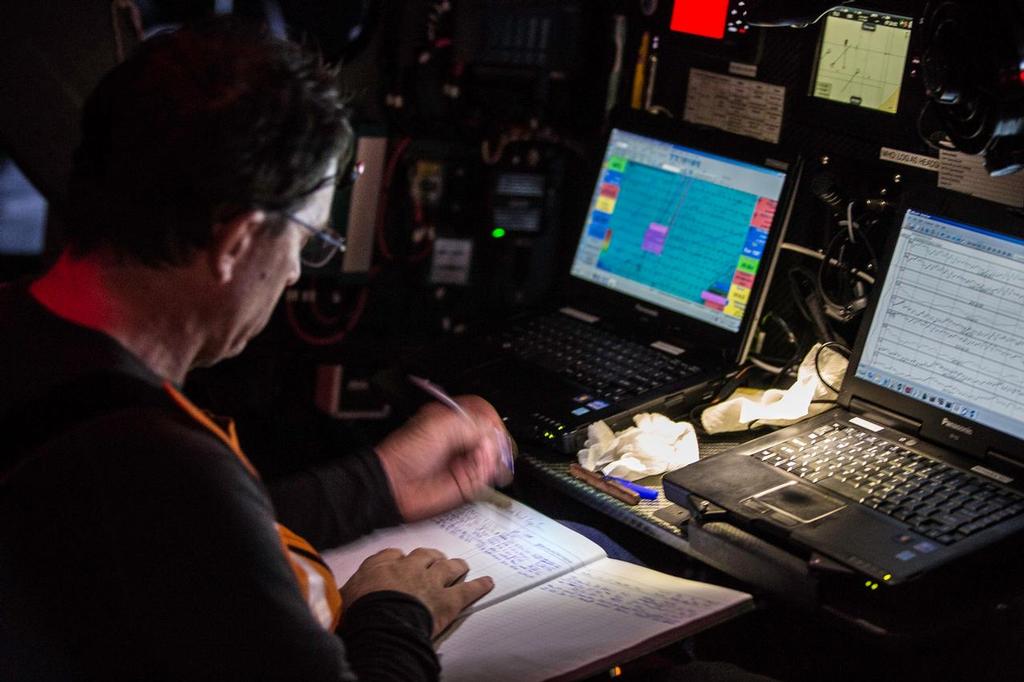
[812,8,913,114]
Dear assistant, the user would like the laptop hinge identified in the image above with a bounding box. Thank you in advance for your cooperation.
[848,397,922,434]
[989,449,1024,472]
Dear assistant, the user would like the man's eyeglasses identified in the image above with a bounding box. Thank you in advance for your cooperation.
[284,213,347,268]
[281,161,364,268]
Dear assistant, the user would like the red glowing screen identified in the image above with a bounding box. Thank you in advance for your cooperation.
[670,0,729,40]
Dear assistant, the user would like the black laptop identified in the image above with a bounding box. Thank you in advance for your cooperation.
[664,187,1024,585]
[415,119,799,453]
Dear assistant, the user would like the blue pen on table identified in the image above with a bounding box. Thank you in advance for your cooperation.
[604,476,658,500]
[408,375,516,477]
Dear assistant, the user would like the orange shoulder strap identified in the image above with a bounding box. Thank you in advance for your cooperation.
[163,382,342,630]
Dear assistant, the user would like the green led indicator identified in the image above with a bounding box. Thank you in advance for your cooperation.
[492,227,506,239]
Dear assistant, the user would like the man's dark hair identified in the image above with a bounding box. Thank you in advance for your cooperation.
[65,17,352,266]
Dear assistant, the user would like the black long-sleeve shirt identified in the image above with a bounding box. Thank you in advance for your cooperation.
[0,283,439,680]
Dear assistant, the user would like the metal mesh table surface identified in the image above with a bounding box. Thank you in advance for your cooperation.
[519,436,746,553]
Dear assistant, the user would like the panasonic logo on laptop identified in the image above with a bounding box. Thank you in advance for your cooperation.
[941,417,974,436]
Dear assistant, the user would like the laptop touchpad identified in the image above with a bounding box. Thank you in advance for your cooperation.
[743,481,845,524]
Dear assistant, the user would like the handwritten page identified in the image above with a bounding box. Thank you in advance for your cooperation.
[322,490,607,610]
[437,558,753,682]
[324,492,753,681]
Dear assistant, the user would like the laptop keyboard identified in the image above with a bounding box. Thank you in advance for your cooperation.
[756,422,1024,545]
[492,314,699,403]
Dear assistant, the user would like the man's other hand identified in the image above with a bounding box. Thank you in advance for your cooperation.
[375,395,512,521]
[341,547,494,637]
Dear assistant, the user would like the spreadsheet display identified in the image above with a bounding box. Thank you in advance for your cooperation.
[570,128,786,332]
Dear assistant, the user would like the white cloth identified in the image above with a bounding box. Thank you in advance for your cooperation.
[701,343,848,434]
[576,412,699,480]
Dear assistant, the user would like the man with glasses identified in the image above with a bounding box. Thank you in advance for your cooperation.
[1,18,509,680]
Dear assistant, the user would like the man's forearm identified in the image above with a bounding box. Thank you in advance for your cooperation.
[267,447,403,549]
[338,591,440,682]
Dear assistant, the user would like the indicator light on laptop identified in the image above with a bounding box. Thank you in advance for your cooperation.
[883,574,892,581]
[864,580,872,588]
[491,227,506,239]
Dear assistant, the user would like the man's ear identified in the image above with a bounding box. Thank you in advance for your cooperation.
[209,210,266,284]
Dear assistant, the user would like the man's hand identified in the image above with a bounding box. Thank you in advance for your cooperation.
[341,547,494,637]
[375,395,512,521]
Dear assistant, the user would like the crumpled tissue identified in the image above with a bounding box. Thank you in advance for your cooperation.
[577,412,699,481]
[701,343,848,434]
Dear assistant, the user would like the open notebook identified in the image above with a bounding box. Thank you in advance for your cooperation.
[323,490,752,682]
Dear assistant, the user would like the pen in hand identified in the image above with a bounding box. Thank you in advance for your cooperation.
[408,375,516,481]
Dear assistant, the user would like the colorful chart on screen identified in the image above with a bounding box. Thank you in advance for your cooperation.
[570,129,786,333]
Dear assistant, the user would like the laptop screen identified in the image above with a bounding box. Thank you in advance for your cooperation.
[569,128,788,333]
[855,208,1024,441]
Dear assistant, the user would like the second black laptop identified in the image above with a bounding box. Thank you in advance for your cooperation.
[665,187,1024,584]
[414,119,800,453]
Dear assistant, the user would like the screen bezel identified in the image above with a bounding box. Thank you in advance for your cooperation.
[840,186,1024,464]
[789,2,925,151]
[563,111,800,363]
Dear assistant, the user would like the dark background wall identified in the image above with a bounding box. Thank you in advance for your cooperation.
[1,0,1021,464]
